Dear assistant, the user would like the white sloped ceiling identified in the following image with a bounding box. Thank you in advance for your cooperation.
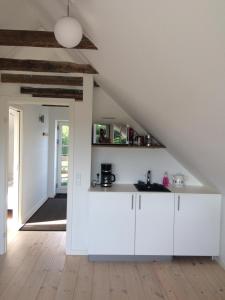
[1,0,225,189]
[68,0,225,191]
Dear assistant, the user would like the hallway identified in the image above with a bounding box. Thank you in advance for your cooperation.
[1,231,225,299]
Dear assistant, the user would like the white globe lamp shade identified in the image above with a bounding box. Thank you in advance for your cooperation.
[54,16,83,48]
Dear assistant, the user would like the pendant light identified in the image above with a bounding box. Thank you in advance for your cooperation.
[54,0,83,48]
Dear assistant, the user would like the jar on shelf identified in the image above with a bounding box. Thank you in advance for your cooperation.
[145,134,152,147]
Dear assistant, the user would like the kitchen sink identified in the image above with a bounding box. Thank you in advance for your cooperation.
[134,183,171,192]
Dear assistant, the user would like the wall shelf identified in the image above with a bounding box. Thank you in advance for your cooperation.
[92,143,166,149]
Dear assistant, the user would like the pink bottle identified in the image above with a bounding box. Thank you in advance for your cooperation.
[162,172,170,188]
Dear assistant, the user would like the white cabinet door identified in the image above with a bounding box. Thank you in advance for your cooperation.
[88,192,135,255]
[174,194,221,256]
[135,193,174,255]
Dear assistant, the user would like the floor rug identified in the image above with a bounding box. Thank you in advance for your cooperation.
[20,196,67,231]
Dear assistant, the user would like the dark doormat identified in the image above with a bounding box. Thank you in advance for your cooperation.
[20,196,67,231]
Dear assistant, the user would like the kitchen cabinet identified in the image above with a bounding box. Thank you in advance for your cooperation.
[88,192,135,255]
[174,193,221,256]
[88,191,174,256]
[135,193,174,255]
[89,188,221,257]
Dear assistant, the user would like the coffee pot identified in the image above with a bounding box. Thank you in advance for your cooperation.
[101,163,116,187]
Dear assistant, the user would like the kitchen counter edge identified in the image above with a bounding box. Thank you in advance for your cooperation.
[89,184,220,194]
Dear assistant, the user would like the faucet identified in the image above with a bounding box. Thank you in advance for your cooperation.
[146,170,152,186]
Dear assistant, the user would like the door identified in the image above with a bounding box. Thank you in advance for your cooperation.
[88,192,135,255]
[56,121,69,193]
[135,193,174,255]
[8,108,20,225]
[174,193,221,256]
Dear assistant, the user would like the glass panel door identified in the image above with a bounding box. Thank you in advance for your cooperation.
[57,121,69,193]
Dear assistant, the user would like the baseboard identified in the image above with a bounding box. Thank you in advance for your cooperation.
[88,255,173,262]
[22,197,47,225]
[66,248,88,256]
[47,193,56,199]
[216,257,225,270]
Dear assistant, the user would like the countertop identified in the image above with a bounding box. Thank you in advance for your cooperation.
[89,184,136,193]
[89,184,220,194]
[168,185,220,194]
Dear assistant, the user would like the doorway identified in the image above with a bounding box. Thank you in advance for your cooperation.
[18,106,69,232]
[7,107,21,240]
[56,121,70,195]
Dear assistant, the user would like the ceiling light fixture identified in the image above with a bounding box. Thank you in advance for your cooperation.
[54,0,83,48]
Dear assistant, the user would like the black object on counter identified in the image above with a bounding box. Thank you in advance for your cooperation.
[101,163,116,187]
[134,182,171,192]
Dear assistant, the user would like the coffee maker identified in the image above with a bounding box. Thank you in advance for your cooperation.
[101,163,116,187]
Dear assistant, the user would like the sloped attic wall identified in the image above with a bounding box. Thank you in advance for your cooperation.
[92,88,201,186]
[29,0,225,262]
[93,88,146,135]
[69,0,225,261]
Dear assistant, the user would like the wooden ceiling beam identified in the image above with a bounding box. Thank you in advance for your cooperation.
[32,94,82,101]
[21,86,83,101]
[42,105,69,107]
[1,73,100,87]
[2,73,83,86]
[0,58,97,74]
[0,29,97,50]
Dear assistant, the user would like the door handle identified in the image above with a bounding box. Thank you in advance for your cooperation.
[131,195,134,210]
[139,195,141,210]
[178,195,180,211]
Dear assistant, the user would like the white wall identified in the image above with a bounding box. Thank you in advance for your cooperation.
[93,88,146,135]
[92,88,201,186]
[47,107,69,198]
[69,0,225,263]
[21,105,49,223]
[67,75,93,254]
[91,148,201,186]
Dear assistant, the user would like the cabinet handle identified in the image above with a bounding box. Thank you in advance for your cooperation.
[139,195,141,210]
[178,195,180,211]
[131,195,134,210]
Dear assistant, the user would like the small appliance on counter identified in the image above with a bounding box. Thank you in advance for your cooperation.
[101,163,116,187]
[172,174,185,187]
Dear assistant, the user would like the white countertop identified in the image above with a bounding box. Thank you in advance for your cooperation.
[168,185,220,194]
[89,184,136,193]
[89,184,220,194]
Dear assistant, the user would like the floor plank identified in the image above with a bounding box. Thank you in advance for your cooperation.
[108,263,129,300]
[137,262,167,300]
[1,230,225,300]
[92,262,110,300]
[178,257,224,300]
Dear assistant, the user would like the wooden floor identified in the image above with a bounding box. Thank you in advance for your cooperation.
[1,229,225,300]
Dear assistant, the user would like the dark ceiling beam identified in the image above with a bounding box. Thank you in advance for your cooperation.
[32,94,82,100]
[2,73,83,86]
[1,73,99,87]
[42,105,69,107]
[0,29,97,50]
[0,58,97,74]
[21,86,83,101]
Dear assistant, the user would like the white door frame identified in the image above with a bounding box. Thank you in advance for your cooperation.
[56,121,69,194]
[8,107,22,227]
[0,96,76,254]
